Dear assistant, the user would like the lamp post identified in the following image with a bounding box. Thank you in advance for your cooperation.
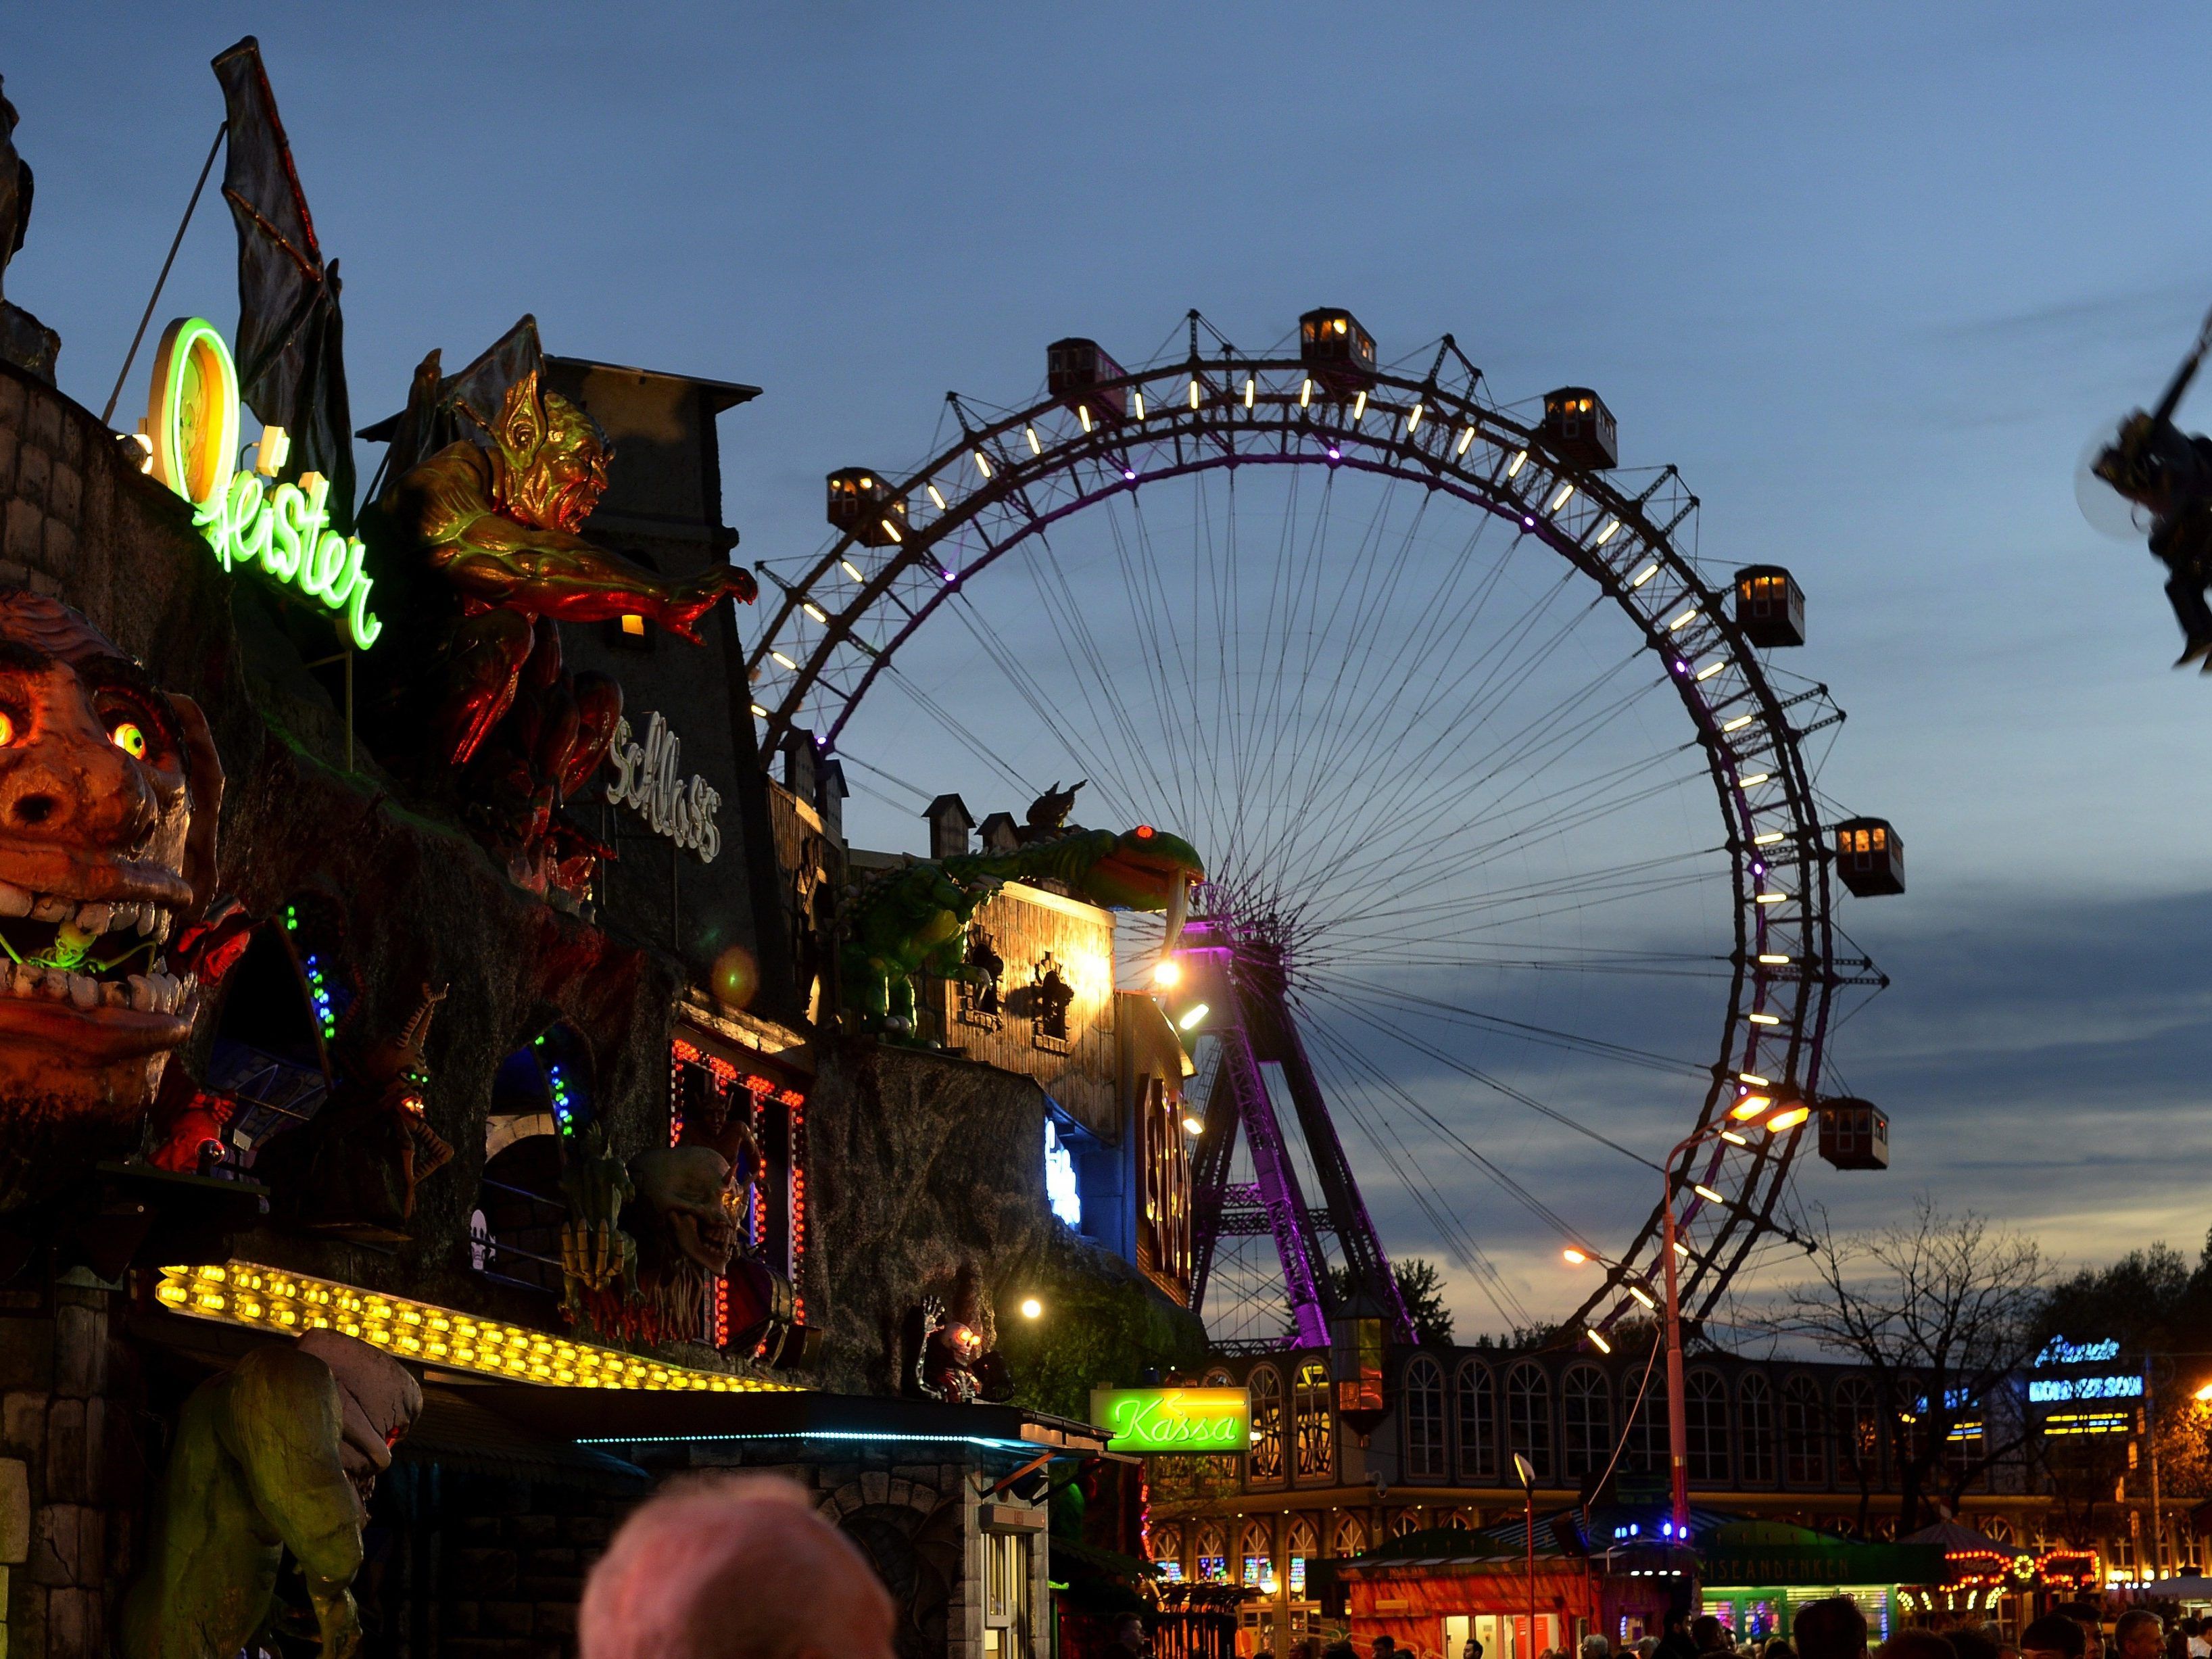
[1514,1451,1537,1659]
[1566,1092,1817,1539]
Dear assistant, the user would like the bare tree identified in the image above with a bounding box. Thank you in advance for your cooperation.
[1766,1199,2050,1535]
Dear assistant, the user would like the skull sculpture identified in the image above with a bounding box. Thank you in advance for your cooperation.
[571,1145,737,1347]
[0,590,222,1213]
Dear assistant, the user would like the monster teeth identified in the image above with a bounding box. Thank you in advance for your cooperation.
[99,980,127,1009]
[6,962,34,996]
[39,968,69,1001]
[29,895,71,923]
[137,907,158,936]
[111,903,141,934]
[74,903,110,935]
[66,973,97,1011]
[127,974,154,1013]
[0,881,29,919]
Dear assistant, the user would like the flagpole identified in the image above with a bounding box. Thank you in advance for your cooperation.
[101,120,226,427]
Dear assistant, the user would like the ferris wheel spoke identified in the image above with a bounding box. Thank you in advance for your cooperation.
[1290,647,1669,914]
[1299,981,1662,1173]
[1322,843,1721,933]
[1306,969,1712,1078]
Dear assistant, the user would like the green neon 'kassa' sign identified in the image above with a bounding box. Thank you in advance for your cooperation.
[142,317,382,650]
[1090,1387,1249,1454]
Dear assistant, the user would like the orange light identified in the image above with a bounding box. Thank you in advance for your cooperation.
[620,613,646,637]
[2193,1382,2212,1403]
[1729,1094,1773,1122]
[1766,1104,1812,1132]
[1135,824,1156,839]
[1563,1247,1589,1266]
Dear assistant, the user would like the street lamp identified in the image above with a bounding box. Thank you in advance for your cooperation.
[1514,1451,1537,1659]
[1566,1090,1821,1539]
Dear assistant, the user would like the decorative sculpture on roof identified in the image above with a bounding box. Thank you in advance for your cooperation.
[0,590,222,1213]
[257,982,454,1241]
[0,77,58,383]
[122,1330,420,1659]
[2088,304,2212,667]
[369,317,754,896]
[841,823,1203,1037]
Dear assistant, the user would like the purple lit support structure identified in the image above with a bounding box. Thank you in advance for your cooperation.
[1184,919,1416,1350]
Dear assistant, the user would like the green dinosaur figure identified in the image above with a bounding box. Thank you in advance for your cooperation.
[840,824,1203,1034]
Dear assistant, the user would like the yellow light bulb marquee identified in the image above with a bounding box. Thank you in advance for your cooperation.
[156,1261,798,1394]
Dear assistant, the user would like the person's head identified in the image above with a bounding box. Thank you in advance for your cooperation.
[1693,1618,1728,1654]
[1948,1625,2001,1659]
[1881,1631,1956,1659]
[1794,1597,1872,1659]
[2118,1614,2165,1659]
[1376,1641,1398,1656]
[1637,1639,1658,1659]
[1465,1641,1485,1659]
[1585,1635,1613,1659]
[2021,1616,2089,1659]
[1766,1642,1798,1659]
[1115,1615,1148,1652]
[579,1474,894,1659]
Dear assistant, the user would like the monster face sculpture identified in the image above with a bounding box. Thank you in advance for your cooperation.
[0,592,221,1195]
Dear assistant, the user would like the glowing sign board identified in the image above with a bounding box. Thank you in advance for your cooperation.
[141,317,383,650]
[2027,1375,2144,1403]
[1089,1387,1248,1453]
[2035,1336,2121,1368]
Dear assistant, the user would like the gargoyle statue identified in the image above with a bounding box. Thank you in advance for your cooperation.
[122,1329,421,1659]
[379,345,756,769]
[257,983,454,1241]
[0,76,59,382]
[0,590,222,1214]
[1021,779,1085,842]
[842,823,1203,1036]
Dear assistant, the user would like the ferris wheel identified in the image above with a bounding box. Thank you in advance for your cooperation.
[745,308,1895,1349]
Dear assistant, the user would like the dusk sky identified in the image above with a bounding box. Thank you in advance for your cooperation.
[15,5,2212,1334]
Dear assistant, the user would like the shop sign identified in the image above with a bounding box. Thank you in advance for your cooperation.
[1702,1543,1944,1586]
[605,711,722,863]
[1088,1386,1248,1453]
[2027,1374,2143,1403]
[2035,1335,2120,1367]
[141,317,383,651]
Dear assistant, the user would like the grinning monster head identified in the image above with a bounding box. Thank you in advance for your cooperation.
[0,591,222,1182]
[1082,825,1205,954]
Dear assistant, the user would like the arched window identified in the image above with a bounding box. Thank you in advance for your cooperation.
[1626,1370,1669,1476]
[1562,1365,1613,1480]
[1240,1520,1275,1587]
[1332,1513,1368,1558]
[1249,1365,1286,1485]
[1685,1370,1729,1484]
[1783,1376,1827,1487]
[1835,1375,1881,1485]
[1151,1523,1184,1579]
[1507,1362,1554,1481]
[1390,1508,1422,1538]
[1287,1517,1318,1597]
[1403,1355,1447,1480]
[1984,1516,2013,1543]
[1739,1373,1777,1485]
[1454,1360,1496,1481]
[1196,1522,1227,1581]
[1294,1360,1335,1481]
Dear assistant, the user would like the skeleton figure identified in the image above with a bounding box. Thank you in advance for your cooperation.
[122,1331,421,1659]
[2092,306,2212,665]
[903,1262,1013,1405]
[557,1121,636,1320]
[573,1145,738,1347]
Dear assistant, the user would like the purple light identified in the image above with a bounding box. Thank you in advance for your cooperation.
[1122,468,1137,482]
[940,568,958,583]
[1752,861,1766,877]
[1326,446,1341,461]
[1522,514,1537,529]
[1673,658,1689,673]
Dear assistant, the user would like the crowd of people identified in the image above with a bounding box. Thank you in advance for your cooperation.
[555,1475,2210,1659]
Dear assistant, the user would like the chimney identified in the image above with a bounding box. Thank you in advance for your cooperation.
[922,794,975,861]
[782,730,818,805]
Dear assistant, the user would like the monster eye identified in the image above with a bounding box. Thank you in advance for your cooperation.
[0,711,14,746]
[110,721,147,760]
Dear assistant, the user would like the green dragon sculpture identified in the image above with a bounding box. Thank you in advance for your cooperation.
[841,823,1203,1034]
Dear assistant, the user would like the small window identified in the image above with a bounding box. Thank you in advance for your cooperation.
[1741,1373,1777,1485]
[1294,1360,1334,1481]
[1454,1360,1496,1480]
[1686,1370,1730,1484]
[1403,1355,1446,1480]
[1030,954,1074,1053]
[959,928,1003,1031]
[1562,1365,1612,1480]
[1783,1375,1827,1487]
[1249,1365,1286,1485]
[1507,1362,1553,1481]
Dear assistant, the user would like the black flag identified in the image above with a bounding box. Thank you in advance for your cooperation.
[210,37,356,530]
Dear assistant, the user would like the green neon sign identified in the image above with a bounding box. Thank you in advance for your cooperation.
[1089,1387,1249,1454]
[143,317,383,650]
